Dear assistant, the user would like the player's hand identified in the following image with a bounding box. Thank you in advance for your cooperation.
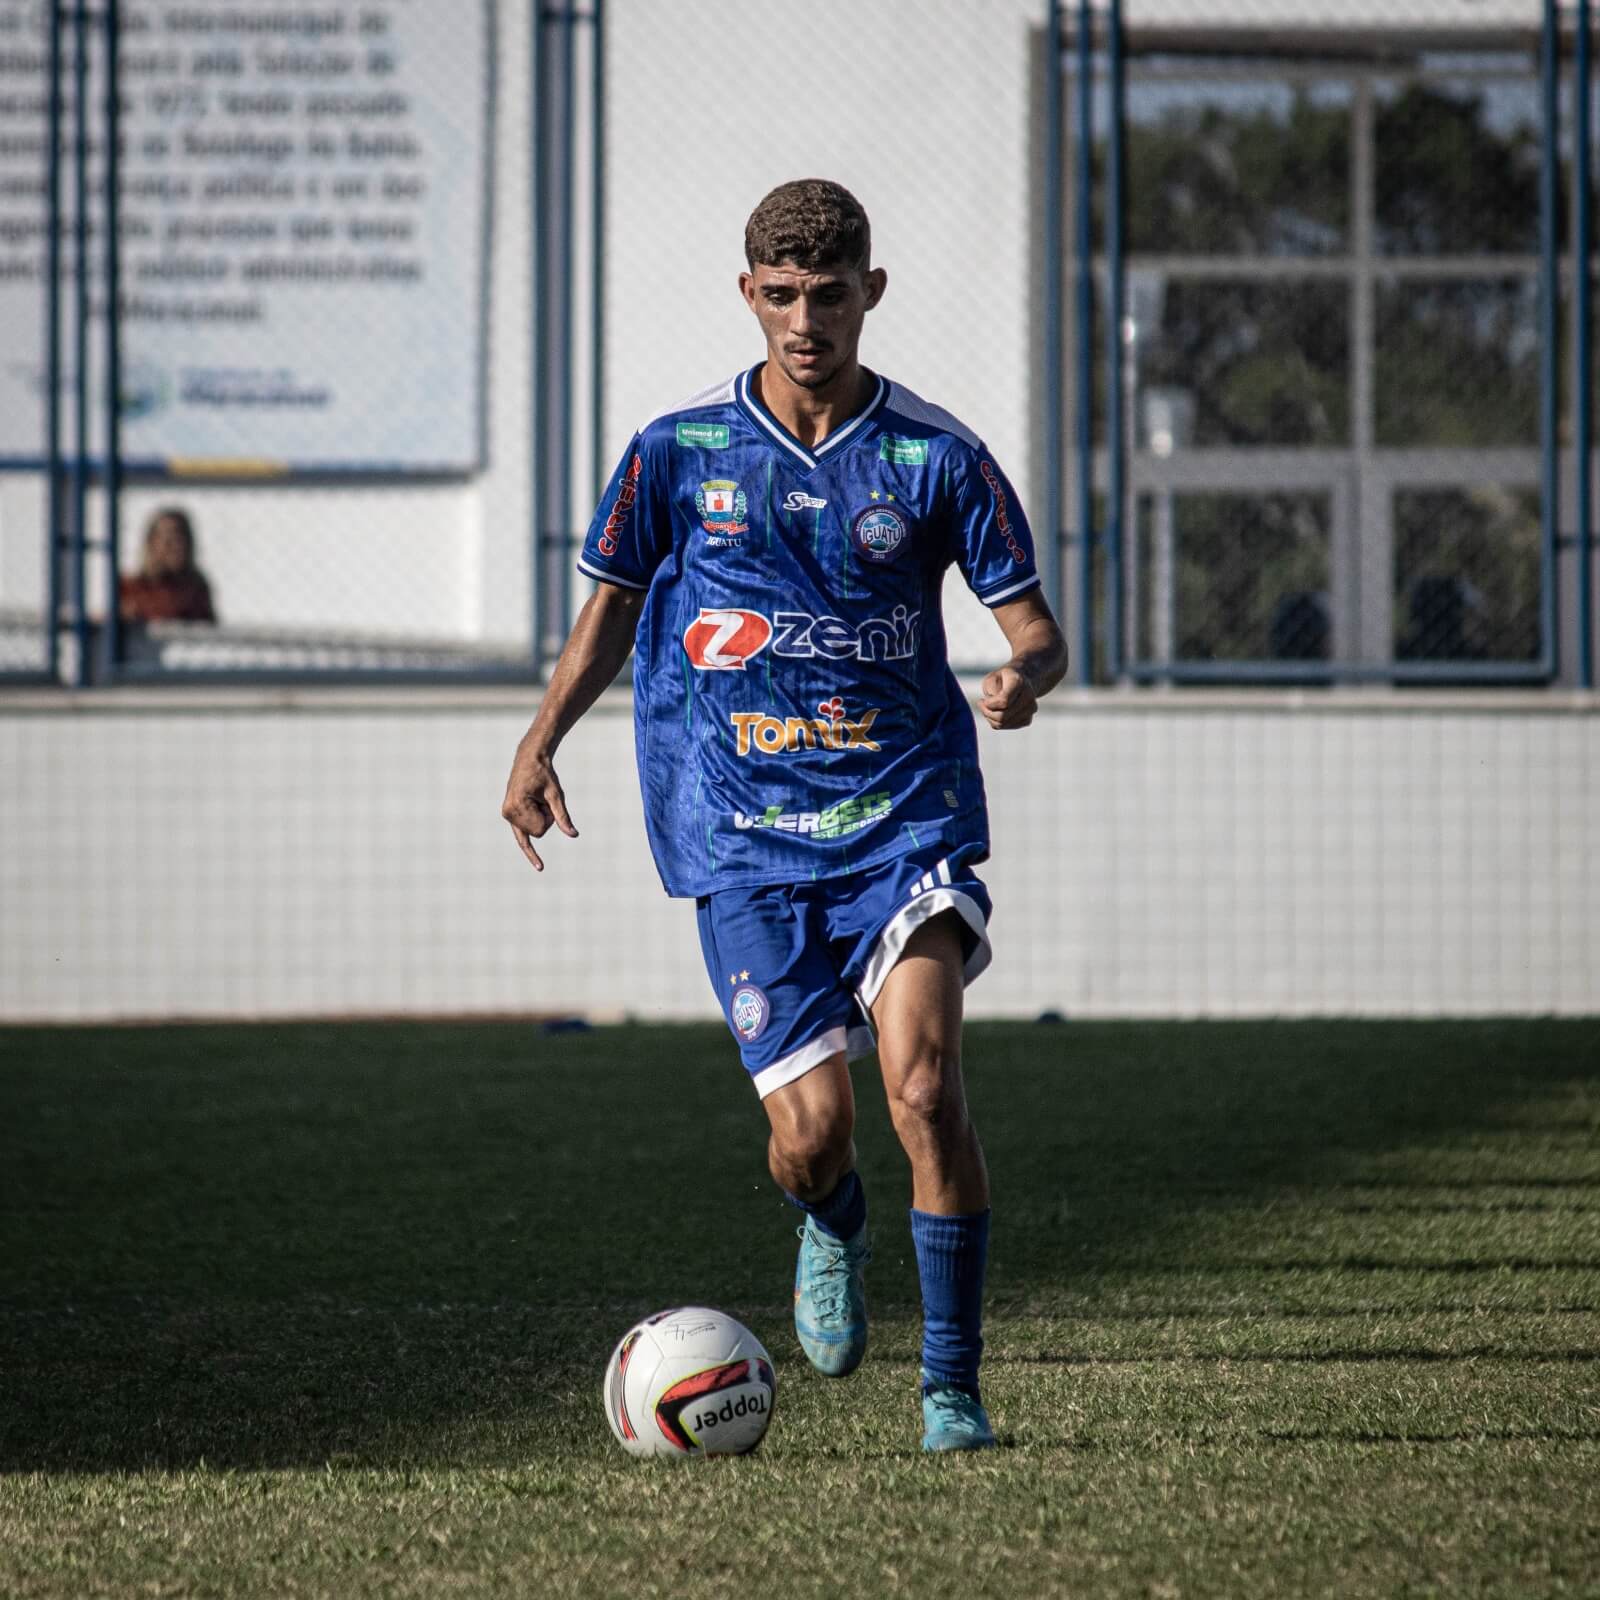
[501,742,578,871]
[979,664,1038,730]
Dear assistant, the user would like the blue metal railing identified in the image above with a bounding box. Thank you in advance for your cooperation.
[1103,0,1125,681]
[103,0,123,679]
[1043,1,1063,639]
[1579,0,1595,689]
[1052,0,1583,688]
[70,4,90,687]
[43,2,62,684]
[1541,0,1560,684]
[1073,0,1094,685]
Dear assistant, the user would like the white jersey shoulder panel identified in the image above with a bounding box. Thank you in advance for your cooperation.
[642,374,739,430]
[883,381,982,450]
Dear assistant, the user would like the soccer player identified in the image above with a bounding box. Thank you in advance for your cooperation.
[502,179,1067,1451]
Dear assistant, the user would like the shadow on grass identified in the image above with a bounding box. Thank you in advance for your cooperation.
[1,1018,1596,1471]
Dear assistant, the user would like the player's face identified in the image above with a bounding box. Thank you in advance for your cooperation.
[147,516,193,575]
[739,260,887,392]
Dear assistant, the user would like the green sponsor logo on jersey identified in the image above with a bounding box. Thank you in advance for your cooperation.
[879,436,929,465]
[677,422,730,449]
[734,790,893,840]
[816,791,893,839]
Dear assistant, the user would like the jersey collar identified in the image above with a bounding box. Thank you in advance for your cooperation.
[735,364,887,471]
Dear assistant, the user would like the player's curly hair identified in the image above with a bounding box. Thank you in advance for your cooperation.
[744,179,871,272]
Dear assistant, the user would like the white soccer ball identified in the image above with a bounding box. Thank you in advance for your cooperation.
[602,1306,776,1458]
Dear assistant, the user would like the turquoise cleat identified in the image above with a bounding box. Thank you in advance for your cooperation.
[792,1217,871,1377]
[921,1379,996,1452]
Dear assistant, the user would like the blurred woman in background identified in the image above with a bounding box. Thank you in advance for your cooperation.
[118,507,216,624]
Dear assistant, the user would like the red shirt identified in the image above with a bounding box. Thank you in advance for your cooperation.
[118,572,216,623]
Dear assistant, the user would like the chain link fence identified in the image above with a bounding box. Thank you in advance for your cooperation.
[0,0,533,681]
[1,1,1590,686]
[1072,3,1576,682]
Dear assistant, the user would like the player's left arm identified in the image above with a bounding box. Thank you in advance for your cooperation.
[979,590,1069,730]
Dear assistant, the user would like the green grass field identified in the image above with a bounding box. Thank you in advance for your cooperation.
[2,1019,1598,1598]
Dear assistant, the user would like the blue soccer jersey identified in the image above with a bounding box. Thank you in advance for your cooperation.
[577,365,1040,899]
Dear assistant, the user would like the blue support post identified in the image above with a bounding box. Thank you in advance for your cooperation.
[1580,0,1595,688]
[103,0,122,675]
[1540,0,1560,680]
[1044,0,1063,633]
[591,0,605,505]
[44,1,62,681]
[1104,0,1125,680]
[1074,0,1094,684]
[71,1,89,686]
[557,6,576,643]
[532,4,549,675]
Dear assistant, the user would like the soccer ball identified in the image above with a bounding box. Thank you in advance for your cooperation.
[603,1306,776,1458]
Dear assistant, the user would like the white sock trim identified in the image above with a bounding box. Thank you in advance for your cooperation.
[855,888,992,1012]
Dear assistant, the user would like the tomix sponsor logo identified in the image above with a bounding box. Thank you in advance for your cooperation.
[782,490,828,512]
[979,460,1028,565]
[683,608,773,670]
[730,699,882,757]
[598,454,642,557]
[734,790,893,839]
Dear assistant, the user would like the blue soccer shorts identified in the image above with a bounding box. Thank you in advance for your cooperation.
[694,843,993,1100]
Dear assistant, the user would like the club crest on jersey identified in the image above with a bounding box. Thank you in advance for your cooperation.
[729,980,770,1042]
[851,503,909,564]
[696,479,749,543]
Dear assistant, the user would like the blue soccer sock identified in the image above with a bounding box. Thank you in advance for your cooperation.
[785,1169,867,1242]
[909,1207,990,1398]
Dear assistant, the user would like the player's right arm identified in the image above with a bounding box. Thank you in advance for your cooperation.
[503,431,666,871]
[502,580,645,871]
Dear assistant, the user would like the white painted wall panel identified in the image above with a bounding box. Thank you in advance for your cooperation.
[2,693,1595,1024]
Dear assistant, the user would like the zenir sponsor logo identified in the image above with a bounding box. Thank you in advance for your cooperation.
[683,608,773,670]
[684,607,920,669]
[772,606,919,662]
[730,698,882,756]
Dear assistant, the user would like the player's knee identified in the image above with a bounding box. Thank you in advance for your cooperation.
[770,1106,853,1194]
[888,1051,963,1134]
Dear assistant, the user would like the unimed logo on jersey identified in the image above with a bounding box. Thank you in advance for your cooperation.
[684,606,921,670]
[683,609,773,670]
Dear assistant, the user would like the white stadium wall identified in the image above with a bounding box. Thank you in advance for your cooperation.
[2,692,1595,1024]
[4,0,1598,1026]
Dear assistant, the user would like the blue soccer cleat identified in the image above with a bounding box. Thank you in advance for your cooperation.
[921,1378,996,1452]
[792,1217,871,1377]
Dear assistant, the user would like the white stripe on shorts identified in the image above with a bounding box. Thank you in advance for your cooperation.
[750,1022,878,1101]
[855,887,992,1011]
